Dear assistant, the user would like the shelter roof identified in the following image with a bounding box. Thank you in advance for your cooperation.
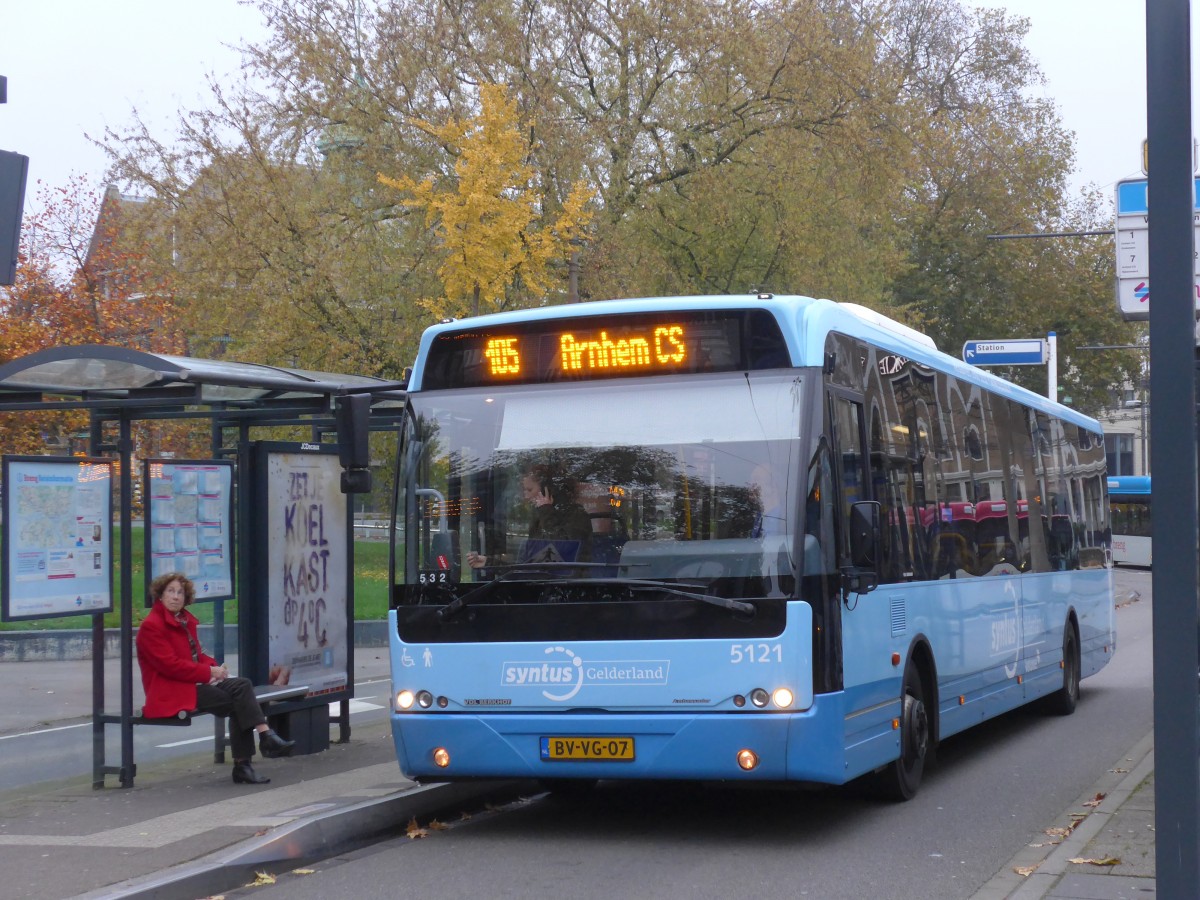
[0,345,405,407]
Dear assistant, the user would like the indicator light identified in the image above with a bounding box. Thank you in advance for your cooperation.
[433,747,450,768]
[737,749,760,771]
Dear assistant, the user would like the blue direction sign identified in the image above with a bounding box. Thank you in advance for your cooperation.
[962,339,1046,366]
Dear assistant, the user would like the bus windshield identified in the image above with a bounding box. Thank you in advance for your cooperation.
[394,373,808,607]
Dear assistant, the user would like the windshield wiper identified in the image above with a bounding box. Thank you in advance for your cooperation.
[438,572,757,621]
[436,562,599,620]
[621,579,757,615]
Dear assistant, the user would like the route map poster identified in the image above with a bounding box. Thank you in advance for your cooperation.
[144,459,234,602]
[1,456,113,622]
[263,446,349,699]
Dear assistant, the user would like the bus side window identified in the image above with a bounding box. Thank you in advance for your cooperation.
[831,395,867,568]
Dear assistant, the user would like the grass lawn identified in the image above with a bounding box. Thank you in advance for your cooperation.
[0,526,391,631]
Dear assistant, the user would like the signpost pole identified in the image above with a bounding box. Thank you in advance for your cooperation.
[1146,0,1200,891]
[1047,332,1057,401]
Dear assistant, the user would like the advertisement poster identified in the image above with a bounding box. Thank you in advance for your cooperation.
[144,459,234,601]
[266,448,348,698]
[2,456,113,622]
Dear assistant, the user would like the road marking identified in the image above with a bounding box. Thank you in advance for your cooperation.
[0,678,389,743]
[0,722,88,741]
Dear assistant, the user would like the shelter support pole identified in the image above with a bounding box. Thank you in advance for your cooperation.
[90,610,105,788]
[117,411,136,786]
[210,414,227,763]
[89,415,114,787]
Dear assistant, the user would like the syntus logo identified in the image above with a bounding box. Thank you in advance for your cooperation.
[501,645,584,702]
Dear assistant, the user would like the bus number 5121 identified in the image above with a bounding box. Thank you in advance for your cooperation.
[730,643,782,664]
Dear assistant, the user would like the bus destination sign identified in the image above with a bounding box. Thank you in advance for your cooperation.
[484,324,687,379]
[421,309,790,389]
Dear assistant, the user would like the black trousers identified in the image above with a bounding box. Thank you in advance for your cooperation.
[194,677,267,761]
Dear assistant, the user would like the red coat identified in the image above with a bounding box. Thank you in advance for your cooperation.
[135,600,217,717]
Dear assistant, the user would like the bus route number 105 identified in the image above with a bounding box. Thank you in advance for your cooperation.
[730,643,782,664]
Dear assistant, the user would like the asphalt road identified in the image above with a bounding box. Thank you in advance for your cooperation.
[214,568,1153,900]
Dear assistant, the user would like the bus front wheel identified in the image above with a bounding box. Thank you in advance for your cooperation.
[1044,622,1080,716]
[875,659,929,802]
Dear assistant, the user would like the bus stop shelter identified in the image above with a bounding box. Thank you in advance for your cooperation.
[0,345,404,786]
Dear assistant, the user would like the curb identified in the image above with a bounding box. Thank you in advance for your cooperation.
[970,730,1155,899]
[69,778,540,900]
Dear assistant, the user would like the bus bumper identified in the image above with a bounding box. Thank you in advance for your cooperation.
[391,695,852,785]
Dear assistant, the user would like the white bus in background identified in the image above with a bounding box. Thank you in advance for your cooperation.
[1108,476,1151,567]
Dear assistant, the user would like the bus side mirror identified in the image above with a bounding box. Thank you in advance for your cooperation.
[849,501,880,568]
[843,501,881,595]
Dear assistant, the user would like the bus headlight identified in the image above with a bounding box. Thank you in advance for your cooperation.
[750,688,770,708]
[417,690,434,708]
[396,690,415,710]
[772,688,794,709]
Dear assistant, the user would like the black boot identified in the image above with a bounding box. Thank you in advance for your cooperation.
[259,728,295,758]
[232,761,269,785]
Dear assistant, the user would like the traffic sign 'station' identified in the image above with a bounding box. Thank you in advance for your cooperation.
[962,339,1046,366]
[1114,177,1200,322]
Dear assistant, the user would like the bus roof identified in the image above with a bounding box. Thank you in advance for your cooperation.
[409,294,1100,431]
[1108,475,1151,495]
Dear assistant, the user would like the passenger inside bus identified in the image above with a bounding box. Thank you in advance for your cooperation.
[749,464,787,538]
[467,464,593,570]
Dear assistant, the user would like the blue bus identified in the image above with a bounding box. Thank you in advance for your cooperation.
[1108,475,1151,567]
[387,295,1115,800]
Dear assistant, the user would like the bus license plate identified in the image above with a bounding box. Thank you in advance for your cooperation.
[540,736,635,761]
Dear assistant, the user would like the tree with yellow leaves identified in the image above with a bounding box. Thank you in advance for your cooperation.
[379,85,592,319]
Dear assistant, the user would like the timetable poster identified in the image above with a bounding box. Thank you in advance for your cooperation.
[144,459,234,601]
[264,447,349,698]
[1,456,113,622]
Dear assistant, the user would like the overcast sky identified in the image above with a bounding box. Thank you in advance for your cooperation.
[0,1,1190,221]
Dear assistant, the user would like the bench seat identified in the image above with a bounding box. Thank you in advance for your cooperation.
[122,683,311,726]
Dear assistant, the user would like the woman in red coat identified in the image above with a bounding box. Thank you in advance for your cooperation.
[136,572,294,784]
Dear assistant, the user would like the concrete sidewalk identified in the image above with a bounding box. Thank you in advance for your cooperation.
[0,655,1161,899]
[972,732,1156,899]
[0,651,528,900]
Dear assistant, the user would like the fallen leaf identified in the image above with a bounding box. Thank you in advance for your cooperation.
[248,871,277,886]
[1014,864,1040,877]
[459,811,473,821]
[428,819,448,831]
[1111,768,1130,774]
[406,817,429,839]
[1045,827,1072,838]
[1082,793,1106,808]
[292,868,315,875]
[1069,857,1121,867]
